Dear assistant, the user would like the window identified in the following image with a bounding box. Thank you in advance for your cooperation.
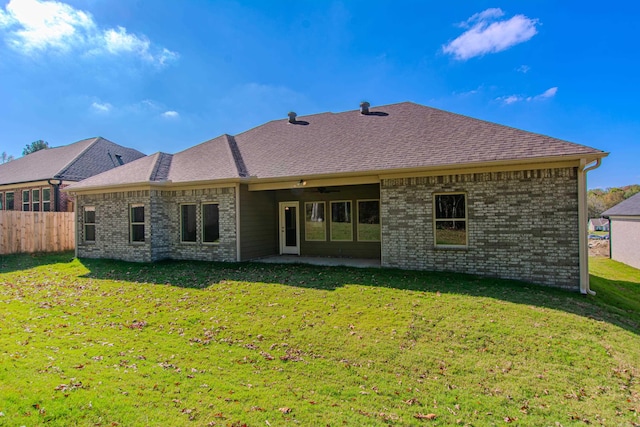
[330,201,352,241]
[130,204,145,242]
[6,192,14,210]
[42,188,51,212]
[357,200,380,242]
[0,193,3,210]
[202,203,219,243]
[434,193,467,247]
[32,189,40,211]
[22,190,30,211]
[84,206,96,242]
[305,202,326,241]
[181,204,197,242]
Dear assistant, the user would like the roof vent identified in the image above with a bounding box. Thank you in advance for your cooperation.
[288,111,297,123]
[360,101,370,115]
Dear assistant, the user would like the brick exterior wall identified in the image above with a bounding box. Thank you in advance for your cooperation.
[380,168,580,290]
[75,187,237,263]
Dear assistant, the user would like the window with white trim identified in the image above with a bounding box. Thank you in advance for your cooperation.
[357,200,380,242]
[130,204,145,243]
[202,203,219,243]
[305,201,326,241]
[434,193,467,247]
[84,206,96,242]
[22,190,30,211]
[42,188,51,212]
[330,200,352,241]
[181,204,197,242]
[0,192,3,210]
[32,189,40,211]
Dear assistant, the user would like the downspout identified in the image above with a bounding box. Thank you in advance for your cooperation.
[235,183,241,262]
[47,179,61,212]
[71,192,78,259]
[602,215,611,259]
[578,158,602,295]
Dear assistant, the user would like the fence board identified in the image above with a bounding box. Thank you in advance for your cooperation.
[0,212,75,255]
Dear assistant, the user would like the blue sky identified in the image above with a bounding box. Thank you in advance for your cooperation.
[0,0,638,189]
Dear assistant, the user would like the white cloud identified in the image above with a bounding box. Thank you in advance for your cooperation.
[0,0,178,66]
[534,86,557,100]
[91,101,112,113]
[516,65,531,73]
[497,87,558,105]
[161,110,179,119]
[443,8,538,60]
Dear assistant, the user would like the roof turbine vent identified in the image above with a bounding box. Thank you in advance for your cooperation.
[288,111,297,123]
[360,101,370,115]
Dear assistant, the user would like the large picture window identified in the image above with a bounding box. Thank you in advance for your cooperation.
[22,190,29,211]
[434,193,467,247]
[84,206,96,242]
[42,188,51,211]
[181,204,197,242]
[130,204,145,243]
[6,192,14,210]
[330,201,352,241]
[305,202,326,241]
[357,200,380,242]
[202,203,219,243]
[32,189,40,211]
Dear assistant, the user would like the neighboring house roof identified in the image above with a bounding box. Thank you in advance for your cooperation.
[0,137,145,186]
[602,192,640,216]
[589,218,609,227]
[65,102,607,191]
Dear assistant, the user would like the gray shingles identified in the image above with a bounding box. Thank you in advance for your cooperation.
[603,192,640,216]
[65,102,606,191]
[0,137,145,185]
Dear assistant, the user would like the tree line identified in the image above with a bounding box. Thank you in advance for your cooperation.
[588,185,640,219]
[1,140,50,164]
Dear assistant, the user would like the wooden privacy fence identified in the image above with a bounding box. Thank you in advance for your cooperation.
[0,211,75,255]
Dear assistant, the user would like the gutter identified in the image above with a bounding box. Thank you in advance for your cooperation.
[578,158,602,295]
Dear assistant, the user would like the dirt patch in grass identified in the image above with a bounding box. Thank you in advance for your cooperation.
[589,239,609,257]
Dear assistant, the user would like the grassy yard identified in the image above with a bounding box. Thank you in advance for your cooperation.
[0,253,639,426]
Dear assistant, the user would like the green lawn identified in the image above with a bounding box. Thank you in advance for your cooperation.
[0,253,639,426]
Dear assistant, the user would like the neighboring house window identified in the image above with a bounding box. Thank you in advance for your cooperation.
[181,204,197,242]
[130,204,145,243]
[84,206,96,242]
[32,189,40,211]
[0,193,3,210]
[357,200,380,242]
[42,188,51,212]
[434,193,467,247]
[6,192,14,210]
[305,201,326,241]
[202,203,219,243]
[330,201,352,241]
[22,190,29,211]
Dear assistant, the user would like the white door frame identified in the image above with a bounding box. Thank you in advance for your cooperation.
[279,201,300,255]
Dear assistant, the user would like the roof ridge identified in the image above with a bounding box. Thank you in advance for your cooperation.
[150,152,173,181]
[54,137,101,179]
[225,134,249,178]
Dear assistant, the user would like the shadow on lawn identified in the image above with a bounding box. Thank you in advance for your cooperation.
[0,251,75,274]
[75,257,640,336]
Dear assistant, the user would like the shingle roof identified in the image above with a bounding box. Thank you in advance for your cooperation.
[589,218,609,226]
[602,192,640,216]
[0,137,145,185]
[235,102,605,178]
[65,102,606,191]
[68,135,241,190]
